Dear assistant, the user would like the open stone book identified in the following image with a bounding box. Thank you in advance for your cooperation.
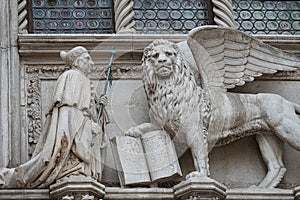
[111,130,182,186]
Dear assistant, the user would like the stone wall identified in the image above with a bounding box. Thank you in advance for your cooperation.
[16,34,300,189]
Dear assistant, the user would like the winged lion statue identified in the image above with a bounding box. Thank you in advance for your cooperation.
[125,26,300,188]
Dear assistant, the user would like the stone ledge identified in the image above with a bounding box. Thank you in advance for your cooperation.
[0,186,300,200]
[18,34,300,65]
[0,189,50,200]
[105,187,174,200]
[226,188,294,200]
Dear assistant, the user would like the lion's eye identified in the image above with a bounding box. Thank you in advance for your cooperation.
[152,53,159,59]
[166,52,173,56]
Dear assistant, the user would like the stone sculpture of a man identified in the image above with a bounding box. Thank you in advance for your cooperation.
[0,46,108,188]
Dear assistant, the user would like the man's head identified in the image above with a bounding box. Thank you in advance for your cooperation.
[60,46,94,74]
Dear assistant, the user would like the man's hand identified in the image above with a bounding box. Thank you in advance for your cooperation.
[92,122,102,135]
[99,95,108,106]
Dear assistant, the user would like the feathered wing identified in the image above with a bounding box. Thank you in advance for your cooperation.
[179,26,300,92]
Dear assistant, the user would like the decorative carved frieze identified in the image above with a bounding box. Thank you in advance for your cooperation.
[26,69,42,156]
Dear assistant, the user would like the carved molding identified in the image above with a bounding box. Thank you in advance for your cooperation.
[211,0,235,28]
[26,65,142,79]
[18,0,28,33]
[114,0,136,34]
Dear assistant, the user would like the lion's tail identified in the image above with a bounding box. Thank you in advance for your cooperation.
[293,103,300,115]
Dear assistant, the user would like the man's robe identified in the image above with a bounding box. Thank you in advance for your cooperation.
[0,69,106,188]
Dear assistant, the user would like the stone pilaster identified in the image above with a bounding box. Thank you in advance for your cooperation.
[173,177,227,200]
[0,0,22,167]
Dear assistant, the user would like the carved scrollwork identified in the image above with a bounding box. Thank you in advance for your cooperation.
[90,64,142,80]
[26,72,41,156]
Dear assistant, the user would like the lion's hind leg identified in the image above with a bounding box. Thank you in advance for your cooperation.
[256,134,286,188]
[258,94,300,151]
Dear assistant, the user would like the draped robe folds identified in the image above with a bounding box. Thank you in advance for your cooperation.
[0,69,107,188]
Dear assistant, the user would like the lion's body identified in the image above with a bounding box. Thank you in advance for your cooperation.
[138,39,300,188]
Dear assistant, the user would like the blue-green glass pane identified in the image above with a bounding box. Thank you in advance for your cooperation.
[133,0,210,34]
[32,0,114,33]
[233,0,300,35]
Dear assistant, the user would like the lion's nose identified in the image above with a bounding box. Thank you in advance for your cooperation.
[158,54,167,63]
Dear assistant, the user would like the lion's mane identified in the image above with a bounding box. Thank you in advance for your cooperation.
[141,39,210,135]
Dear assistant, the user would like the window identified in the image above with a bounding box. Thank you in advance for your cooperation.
[133,0,213,34]
[30,0,115,33]
[233,0,300,35]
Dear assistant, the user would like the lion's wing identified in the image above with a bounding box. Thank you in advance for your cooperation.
[181,26,300,92]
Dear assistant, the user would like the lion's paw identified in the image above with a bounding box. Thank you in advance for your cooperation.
[124,127,142,138]
[249,185,260,189]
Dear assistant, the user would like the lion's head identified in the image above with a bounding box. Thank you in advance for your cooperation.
[142,39,182,83]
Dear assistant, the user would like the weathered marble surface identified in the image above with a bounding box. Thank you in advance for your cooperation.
[0,0,23,168]
[12,35,300,191]
[0,31,299,193]
[123,26,300,189]
[0,46,107,189]
[111,130,182,186]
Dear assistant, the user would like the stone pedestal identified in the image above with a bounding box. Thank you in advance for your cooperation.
[50,177,105,200]
[173,177,227,200]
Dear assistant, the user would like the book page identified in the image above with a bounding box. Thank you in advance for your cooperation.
[110,136,151,185]
[141,130,182,183]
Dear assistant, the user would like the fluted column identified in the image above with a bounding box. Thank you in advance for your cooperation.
[114,0,136,33]
[211,0,235,28]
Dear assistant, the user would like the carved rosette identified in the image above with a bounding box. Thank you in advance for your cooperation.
[114,0,136,33]
[18,0,28,33]
[211,0,235,28]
